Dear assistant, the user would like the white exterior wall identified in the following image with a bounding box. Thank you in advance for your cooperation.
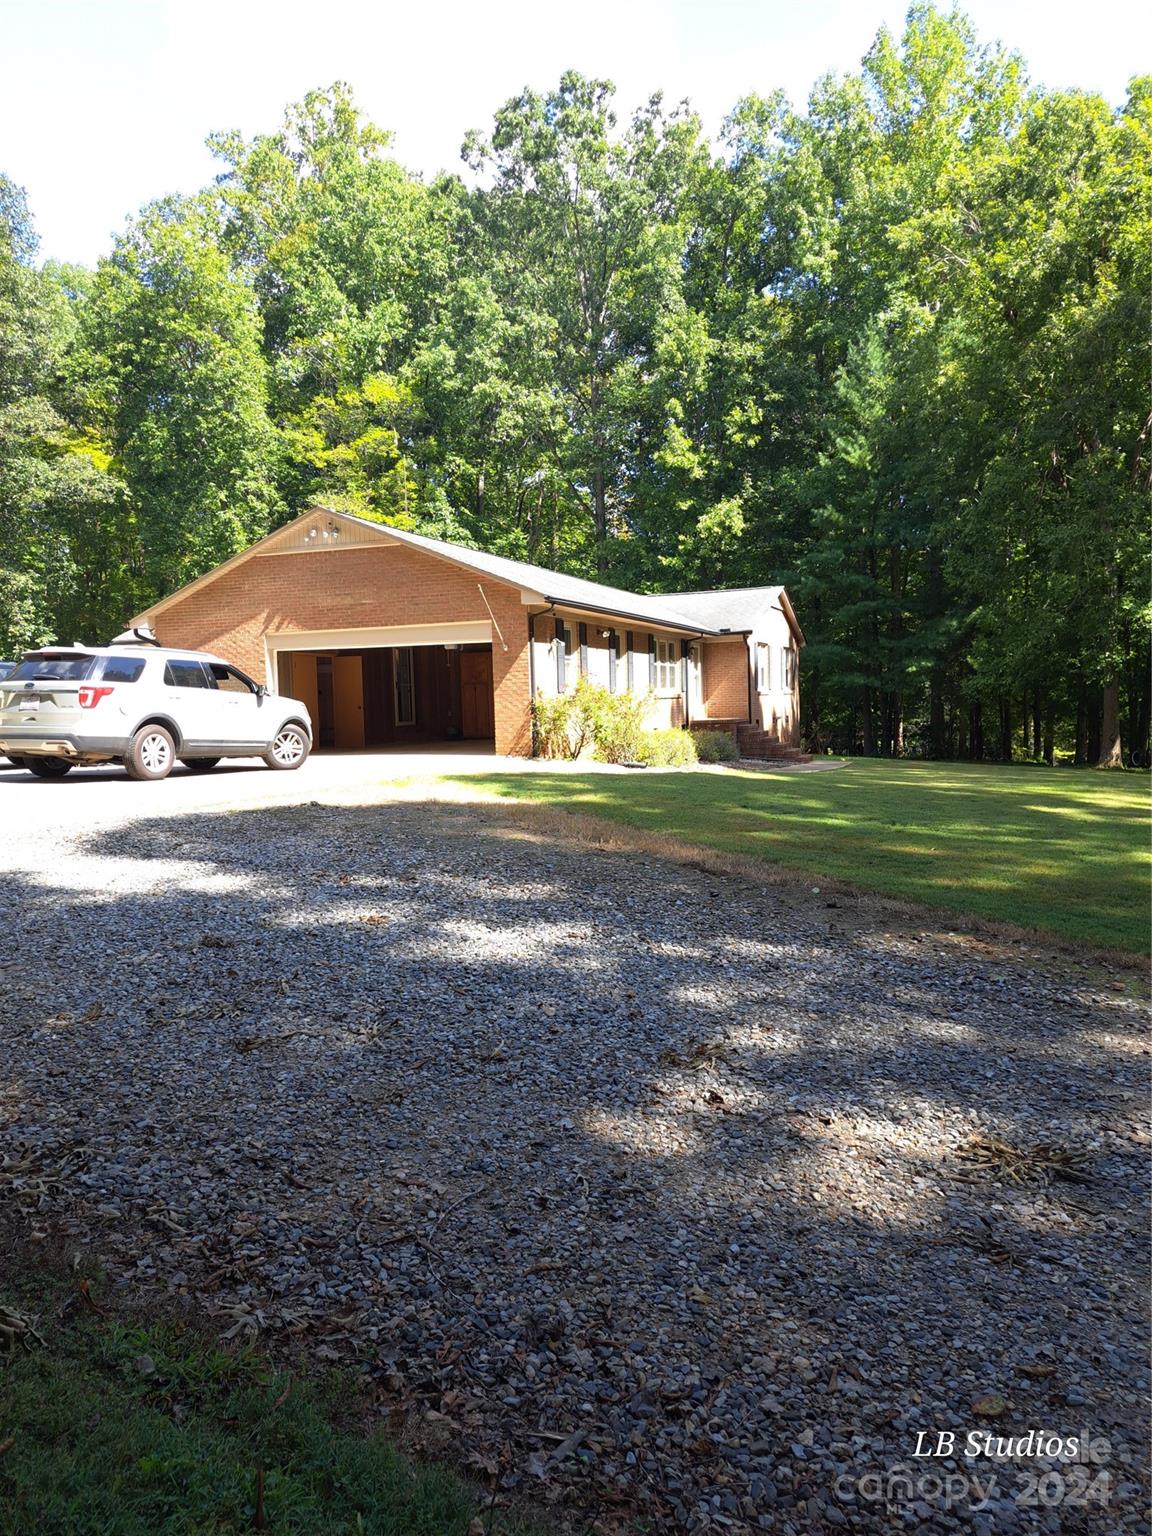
[531,615,682,727]
[750,605,801,743]
[530,604,799,741]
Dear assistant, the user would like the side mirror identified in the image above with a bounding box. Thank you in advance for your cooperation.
[255,684,267,700]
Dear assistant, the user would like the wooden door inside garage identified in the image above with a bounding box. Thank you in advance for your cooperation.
[459,649,494,738]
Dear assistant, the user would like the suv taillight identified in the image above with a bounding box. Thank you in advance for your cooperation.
[78,686,114,709]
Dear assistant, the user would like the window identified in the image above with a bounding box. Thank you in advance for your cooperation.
[756,644,770,692]
[99,656,146,684]
[208,662,256,694]
[394,647,415,724]
[782,647,797,691]
[9,654,97,682]
[163,660,210,688]
[558,624,580,692]
[654,638,680,694]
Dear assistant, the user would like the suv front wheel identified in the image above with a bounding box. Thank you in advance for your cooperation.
[264,723,309,771]
[126,724,176,781]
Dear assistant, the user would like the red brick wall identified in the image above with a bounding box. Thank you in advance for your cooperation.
[142,546,533,756]
[701,639,749,720]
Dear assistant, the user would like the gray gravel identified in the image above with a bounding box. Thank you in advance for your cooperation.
[1,784,1148,1534]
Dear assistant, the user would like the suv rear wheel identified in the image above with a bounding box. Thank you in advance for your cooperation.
[26,758,71,779]
[264,723,309,770]
[126,725,176,781]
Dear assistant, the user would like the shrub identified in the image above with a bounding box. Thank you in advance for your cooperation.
[533,682,699,767]
[641,727,699,767]
[533,691,588,759]
[534,680,650,763]
[578,682,650,764]
[694,729,739,764]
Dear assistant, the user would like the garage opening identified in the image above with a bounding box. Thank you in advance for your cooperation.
[276,644,494,751]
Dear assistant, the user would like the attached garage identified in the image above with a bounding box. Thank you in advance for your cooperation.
[128,505,803,759]
[271,629,494,750]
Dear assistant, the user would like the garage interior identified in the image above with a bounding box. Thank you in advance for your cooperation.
[276,644,494,750]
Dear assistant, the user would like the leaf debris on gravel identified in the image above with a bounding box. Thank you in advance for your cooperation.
[1,793,1148,1533]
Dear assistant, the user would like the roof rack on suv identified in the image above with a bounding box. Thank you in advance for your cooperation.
[109,625,162,648]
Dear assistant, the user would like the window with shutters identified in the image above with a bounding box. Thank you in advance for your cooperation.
[654,638,680,694]
[558,624,580,692]
[782,646,797,691]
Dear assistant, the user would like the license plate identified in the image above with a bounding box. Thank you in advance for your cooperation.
[18,697,38,711]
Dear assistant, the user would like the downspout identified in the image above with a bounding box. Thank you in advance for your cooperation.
[530,603,556,758]
[743,631,754,725]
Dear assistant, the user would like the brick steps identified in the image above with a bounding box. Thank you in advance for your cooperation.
[691,720,811,763]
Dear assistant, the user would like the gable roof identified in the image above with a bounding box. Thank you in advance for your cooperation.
[642,586,803,642]
[133,505,802,642]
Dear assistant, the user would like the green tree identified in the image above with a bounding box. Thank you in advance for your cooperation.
[462,72,708,575]
[0,176,126,652]
[88,198,277,597]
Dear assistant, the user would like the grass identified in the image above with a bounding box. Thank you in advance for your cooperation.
[0,1291,531,1536]
[437,759,1151,955]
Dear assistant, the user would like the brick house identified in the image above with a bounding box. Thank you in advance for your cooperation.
[129,506,804,759]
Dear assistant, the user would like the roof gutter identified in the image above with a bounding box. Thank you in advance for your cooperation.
[542,593,719,637]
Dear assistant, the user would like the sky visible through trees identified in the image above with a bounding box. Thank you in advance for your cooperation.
[1,5,1147,761]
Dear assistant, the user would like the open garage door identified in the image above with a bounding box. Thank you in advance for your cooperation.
[270,625,494,752]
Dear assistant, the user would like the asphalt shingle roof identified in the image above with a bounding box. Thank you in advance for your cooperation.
[332,512,792,638]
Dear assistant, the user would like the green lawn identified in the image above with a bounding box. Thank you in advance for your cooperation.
[0,1300,530,1536]
[440,760,1151,955]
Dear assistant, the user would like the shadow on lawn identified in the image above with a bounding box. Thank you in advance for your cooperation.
[2,798,1149,1528]
[440,769,1150,953]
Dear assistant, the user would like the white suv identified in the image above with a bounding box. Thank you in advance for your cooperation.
[0,643,312,781]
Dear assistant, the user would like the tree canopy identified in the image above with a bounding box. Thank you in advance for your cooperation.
[1,5,1147,762]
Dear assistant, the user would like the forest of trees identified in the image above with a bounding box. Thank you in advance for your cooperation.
[1,6,1148,761]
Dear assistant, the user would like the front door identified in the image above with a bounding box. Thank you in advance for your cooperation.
[332,654,365,749]
[460,650,494,739]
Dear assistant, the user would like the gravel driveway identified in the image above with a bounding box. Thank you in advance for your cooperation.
[1,763,1148,1534]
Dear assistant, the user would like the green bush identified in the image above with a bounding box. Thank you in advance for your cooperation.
[533,690,590,759]
[578,681,650,764]
[641,727,699,767]
[533,682,698,766]
[694,729,739,763]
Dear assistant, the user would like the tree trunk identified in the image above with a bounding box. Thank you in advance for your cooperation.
[999,697,1013,763]
[1128,655,1150,758]
[969,700,983,761]
[1087,691,1102,765]
[893,693,904,756]
[1136,682,1151,760]
[1043,705,1055,766]
[861,687,875,756]
[1032,695,1043,760]
[1074,684,1087,765]
[591,466,608,571]
[1098,676,1123,767]
[930,673,946,758]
